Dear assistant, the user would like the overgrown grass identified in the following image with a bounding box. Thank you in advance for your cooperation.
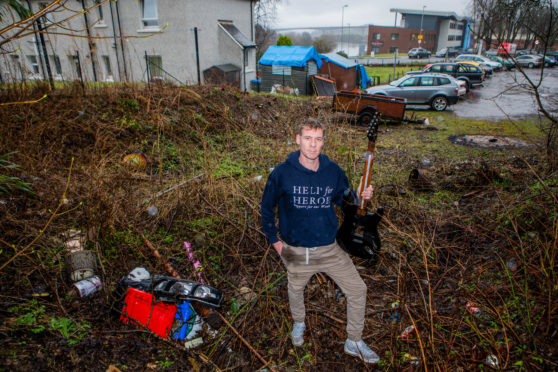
[365,65,427,84]
[0,84,555,371]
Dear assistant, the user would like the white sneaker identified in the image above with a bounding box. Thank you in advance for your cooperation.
[344,339,380,363]
[291,322,305,346]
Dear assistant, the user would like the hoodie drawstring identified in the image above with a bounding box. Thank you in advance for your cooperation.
[305,247,317,265]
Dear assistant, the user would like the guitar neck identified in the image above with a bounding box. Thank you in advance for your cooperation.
[357,141,376,215]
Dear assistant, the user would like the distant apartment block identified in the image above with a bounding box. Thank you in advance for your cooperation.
[367,9,473,54]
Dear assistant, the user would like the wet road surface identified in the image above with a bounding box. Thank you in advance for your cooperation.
[451,68,558,120]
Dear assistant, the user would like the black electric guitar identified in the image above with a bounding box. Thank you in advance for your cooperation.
[336,112,383,260]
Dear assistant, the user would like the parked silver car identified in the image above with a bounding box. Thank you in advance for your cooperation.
[365,73,460,111]
[455,54,503,71]
[515,55,543,68]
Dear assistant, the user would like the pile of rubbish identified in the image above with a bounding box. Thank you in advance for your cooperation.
[63,229,224,348]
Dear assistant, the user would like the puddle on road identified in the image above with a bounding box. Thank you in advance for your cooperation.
[449,135,533,149]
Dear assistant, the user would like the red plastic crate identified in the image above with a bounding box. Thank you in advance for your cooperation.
[120,287,177,338]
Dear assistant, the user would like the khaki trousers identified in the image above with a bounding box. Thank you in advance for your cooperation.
[281,241,367,341]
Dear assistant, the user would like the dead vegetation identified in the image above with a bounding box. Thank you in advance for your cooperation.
[0,83,556,371]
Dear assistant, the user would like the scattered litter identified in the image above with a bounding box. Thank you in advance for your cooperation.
[120,287,176,338]
[486,354,499,368]
[66,250,97,282]
[506,258,518,272]
[423,118,430,125]
[122,152,147,169]
[389,300,400,321]
[422,158,432,166]
[400,325,415,338]
[402,352,420,365]
[63,229,85,253]
[126,267,151,281]
[252,175,263,182]
[27,285,50,299]
[466,301,481,315]
[70,275,102,298]
[251,112,259,121]
[147,205,158,216]
[184,337,203,349]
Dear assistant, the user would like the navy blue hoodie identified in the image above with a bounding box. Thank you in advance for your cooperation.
[261,150,349,247]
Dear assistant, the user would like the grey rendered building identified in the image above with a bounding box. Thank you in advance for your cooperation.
[1,0,257,91]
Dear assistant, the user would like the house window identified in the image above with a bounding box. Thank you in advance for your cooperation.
[448,35,455,41]
[457,24,464,30]
[142,0,159,27]
[272,65,291,76]
[102,55,112,75]
[410,33,417,41]
[70,55,82,78]
[373,33,380,40]
[49,55,61,74]
[27,55,39,74]
[146,55,162,79]
[456,35,462,41]
[390,33,399,41]
[450,22,456,29]
[95,0,105,26]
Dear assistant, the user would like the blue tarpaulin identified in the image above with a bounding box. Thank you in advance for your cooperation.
[258,46,323,69]
[358,65,372,89]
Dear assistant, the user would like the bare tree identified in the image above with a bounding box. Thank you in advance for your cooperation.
[313,34,336,53]
[470,0,558,166]
[255,0,281,57]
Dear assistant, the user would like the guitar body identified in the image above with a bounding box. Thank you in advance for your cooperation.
[336,112,383,261]
[337,193,383,259]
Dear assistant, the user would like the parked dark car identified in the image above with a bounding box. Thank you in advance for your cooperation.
[488,56,515,70]
[538,54,557,67]
[408,48,431,59]
[366,73,460,111]
[435,47,459,58]
[516,49,538,56]
[409,62,484,91]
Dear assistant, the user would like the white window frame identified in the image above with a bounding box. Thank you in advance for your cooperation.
[94,0,107,28]
[139,0,160,32]
[27,55,39,74]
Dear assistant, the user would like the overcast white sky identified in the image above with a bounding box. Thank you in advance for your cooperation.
[274,0,472,29]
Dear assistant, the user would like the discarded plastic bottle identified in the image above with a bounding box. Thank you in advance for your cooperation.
[466,301,481,315]
[400,325,415,338]
[69,275,102,298]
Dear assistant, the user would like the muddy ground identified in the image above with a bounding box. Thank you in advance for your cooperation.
[0,83,556,371]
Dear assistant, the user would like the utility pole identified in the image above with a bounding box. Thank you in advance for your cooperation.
[419,5,426,47]
[340,4,348,52]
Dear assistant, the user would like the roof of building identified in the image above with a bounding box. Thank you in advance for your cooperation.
[219,22,256,48]
[258,46,323,68]
[320,53,358,68]
[209,64,241,72]
[390,8,468,21]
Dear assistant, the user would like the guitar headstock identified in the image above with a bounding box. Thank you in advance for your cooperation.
[366,112,381,142]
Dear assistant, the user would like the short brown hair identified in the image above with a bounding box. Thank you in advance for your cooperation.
[298,118,324,135]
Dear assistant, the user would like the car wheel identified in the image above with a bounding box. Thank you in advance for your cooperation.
[358,111,376,126]
[528,62,534,68]
[431,96,448,111]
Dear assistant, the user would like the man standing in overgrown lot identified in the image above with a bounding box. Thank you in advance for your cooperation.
[260,118,378,363]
